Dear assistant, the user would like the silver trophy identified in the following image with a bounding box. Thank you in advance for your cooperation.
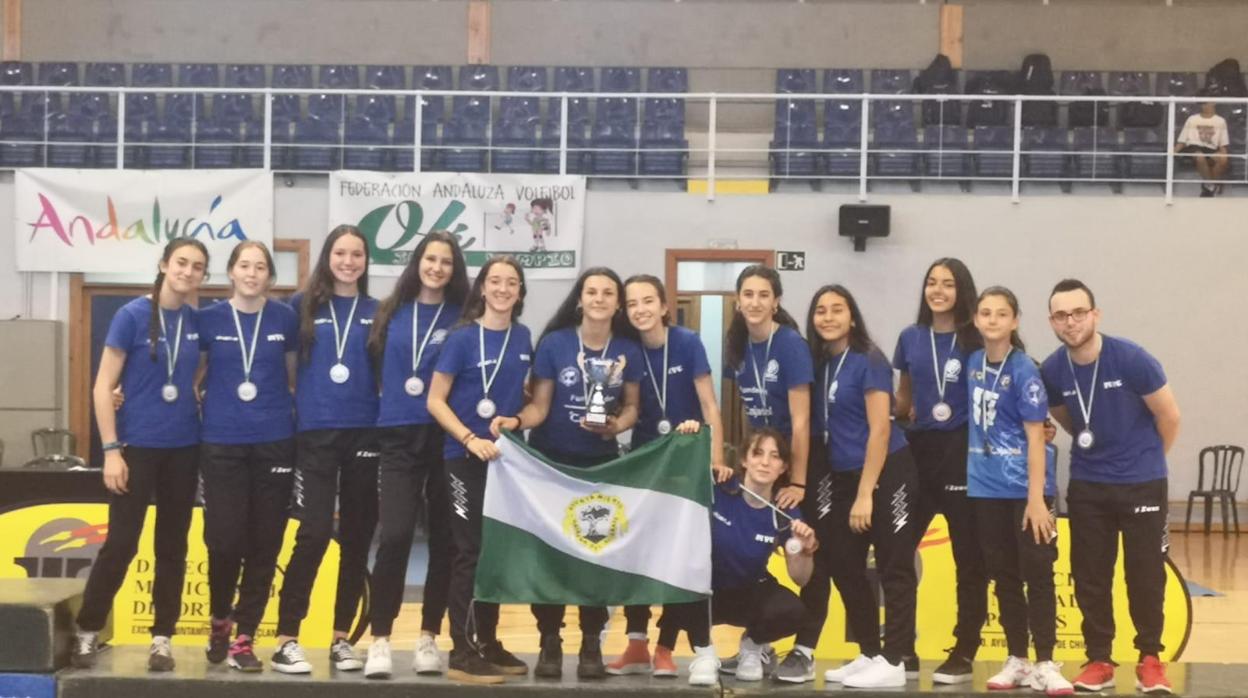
[579,353,626,426]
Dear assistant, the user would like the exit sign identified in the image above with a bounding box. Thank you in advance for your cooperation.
[777,251,806,271]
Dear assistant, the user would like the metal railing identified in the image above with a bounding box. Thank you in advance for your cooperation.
[0,85,1244,204]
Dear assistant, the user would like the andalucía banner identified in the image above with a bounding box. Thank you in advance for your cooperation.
[329,171,586,280]
[14,169,273,275]
[475,431,713,605]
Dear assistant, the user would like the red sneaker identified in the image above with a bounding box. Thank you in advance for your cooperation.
[606,638,651,676]
[1136,656,1173,695]
[1072,661,1116,692]
[652,645,677,677]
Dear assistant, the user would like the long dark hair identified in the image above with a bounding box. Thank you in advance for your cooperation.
[977,285,1027,352]
[148,238,209,360]
[539,266,637,343]
[368,230,470,359]
[805,284,877,361]
[459,255,527,325]
[298,225,370,361]
[622,274,672,327]
[916,257,981,352]
[724,265,801,368]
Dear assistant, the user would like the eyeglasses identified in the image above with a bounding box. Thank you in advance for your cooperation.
[1050,308,1092,324]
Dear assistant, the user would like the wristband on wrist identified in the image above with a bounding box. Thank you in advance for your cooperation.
[102,441,124,452]
[788,482,806,489]
[462,432,476,445]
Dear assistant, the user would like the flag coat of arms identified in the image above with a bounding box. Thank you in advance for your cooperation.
[474,430,714,605]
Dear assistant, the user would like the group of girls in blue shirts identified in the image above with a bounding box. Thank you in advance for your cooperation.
[71,235,1070,694]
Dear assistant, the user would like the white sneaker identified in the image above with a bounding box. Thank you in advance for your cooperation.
[825,654,875,683]
[364,638,392,680]
[411,634,442,675]
[1028,661,1074,696]
[735,637,765,681]
[688,646,720,686]
[988,656,1033,690]
[843,655,907,689]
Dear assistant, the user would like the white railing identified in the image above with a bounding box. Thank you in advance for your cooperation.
[0,85,1244,204]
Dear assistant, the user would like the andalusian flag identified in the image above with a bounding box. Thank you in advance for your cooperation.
[474,430,713,605]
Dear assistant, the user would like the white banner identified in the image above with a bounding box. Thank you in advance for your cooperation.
[329,171,586,280]
[14,169,273,275]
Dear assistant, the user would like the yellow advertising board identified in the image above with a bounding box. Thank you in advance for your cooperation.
[0,503,350,648]
[770,515,1191,661]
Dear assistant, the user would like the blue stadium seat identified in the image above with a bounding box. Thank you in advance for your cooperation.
[271,65,312,123]
[441,94,491,173]
[825,69,864,93]
[292,115,342,170]
[1156,71,1199,125]
[600,67,641,93]
[458,65,500,92]
[343,114,389,170]
[492,97,541,173]
[319,64,360,89]
[91,117,132,168]
[125,63,172,128]
[1122,127,1167,182]
[85,63,125,87]
[264,117,296,170]
[776,69,816,95]
[0,115,44,167]
[867,69,913,127]
[870,69,912,94]
[640,96,687,179]
[194,115,241,168]
[225,64,265,88]
[1,61,33,85]
[1110,71,1162,128]
[178,63,219,87]
[540,68,594,174]
[507,66,548,92]
[1073,126,1121,190]
[923,125,971,183]
[973,125,1015,179]
[1022,126,1071,188]
[1059,71,1104,96]
[589,97,638,177]
[647,68,688,93]
[166,64,217,129]
[357,65,406,123]
[771,97,821,186]
[46,114,92,167]
[366,65,406,90]
[1109,71,1149,97]
[145,116,192,169]
[413,65,453,124]
[555,67,595,92]
[822,124,861,180]
[392,117,439,171]
[131,63,172,86]
[871,121,921,188]
[37,62,78,86]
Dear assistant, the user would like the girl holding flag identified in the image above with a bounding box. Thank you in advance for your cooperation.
[606,274,732,677]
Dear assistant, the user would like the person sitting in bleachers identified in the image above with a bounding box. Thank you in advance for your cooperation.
[1174,90,1230,196]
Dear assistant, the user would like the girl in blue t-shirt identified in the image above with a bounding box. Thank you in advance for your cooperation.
[891,257,986,684]
[511,266,643,680]
[607,274,732,678]
[72,239,209,673]
[271,225,380,674]
[427,256,532,684]
[363,231,470,680]
[197,241,300,673]
[967,287,1070,696]
[805,285,918,689]
[655,426,817,686]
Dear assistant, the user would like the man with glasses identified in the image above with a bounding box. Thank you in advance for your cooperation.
[1040,279,1181,695]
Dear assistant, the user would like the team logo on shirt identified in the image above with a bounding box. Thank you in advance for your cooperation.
[827,380,839,403]
[431,329,448,344]
[559,366,581,387]
[764,359,780,382]
[944,359,962,383]
[1024,378,1044,406]
[563,493,629,553]
[1000,375,1011,388]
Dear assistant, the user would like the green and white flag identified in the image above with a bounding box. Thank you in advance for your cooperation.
[474,431,714,605]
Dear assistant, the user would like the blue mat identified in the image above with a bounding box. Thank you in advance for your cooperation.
[1186,580,1224,597]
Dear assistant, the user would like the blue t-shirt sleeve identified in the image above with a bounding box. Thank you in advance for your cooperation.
[1123,343,1167,397]
[891,331,909,372]
[780,330,814,388]
[691,335,712,377]
[1015,360,1049,423]
[620,342,644,383]
[282,305,300,353]
[105,305,139,352]
[434,327,467,375]
[863,350,895,394]
[1041,355,1065,408]
[533,334,558,380]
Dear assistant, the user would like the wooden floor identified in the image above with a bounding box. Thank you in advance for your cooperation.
[385,531,1247,663]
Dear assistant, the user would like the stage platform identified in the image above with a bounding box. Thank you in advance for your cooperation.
[58,646,1248,697]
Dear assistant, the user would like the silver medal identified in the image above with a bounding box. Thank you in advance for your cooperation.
[329,363,350,384]
[161,383,179,403]
[931,401,952,422]
[405,376,425,397]
[476,398,497,419]
[1076,429,1095,450]
[657,419,673,435]
[784,538,804,555]
[237,381,258,402]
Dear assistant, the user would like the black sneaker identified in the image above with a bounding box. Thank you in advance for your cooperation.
[227,635,263,673]
[535,634,563,678]
[772,650,814,683]
[481,640,528,675]
[271,640,313,674]
[205,618,232,664]
[148,636,175,672]
[447,649,506,685]
[904,654,920,680]
[577,635,607,680]
[71,631,99,669]
[1201,186,1215,198]
[932,652,974,684]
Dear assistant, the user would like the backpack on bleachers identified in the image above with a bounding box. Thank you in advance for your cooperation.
[1019,54,1058,127]
[914,54,961,126]
[1206,58,1247,97]
[966,71,1015,127]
